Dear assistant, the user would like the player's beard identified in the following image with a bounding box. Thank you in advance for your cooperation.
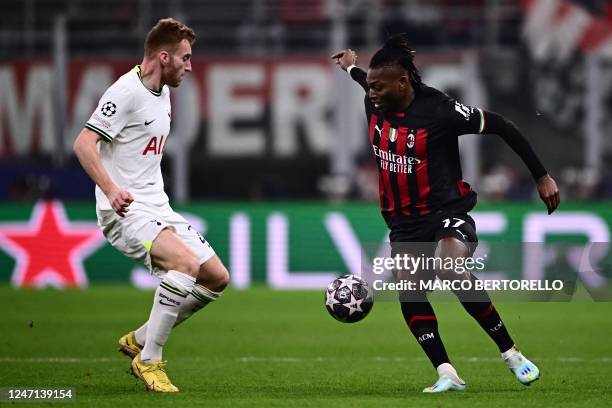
[380,96,405,113]
[163,63,183,88]
[375,102,388,112]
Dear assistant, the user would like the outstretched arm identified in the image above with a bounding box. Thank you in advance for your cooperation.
[483,111,560,214]
[73,128,134,217]
[331,49,368,92]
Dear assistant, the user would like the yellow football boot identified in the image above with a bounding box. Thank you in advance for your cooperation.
[118,332,142,359]
[130,353,179,392]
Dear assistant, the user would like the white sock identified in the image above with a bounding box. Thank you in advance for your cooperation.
[502,345,525,369]
[140,270,195,362]
[178,284,220,326]
[436,363,457,377]
[134,322,147,347]
[501,345,520,360]
[436,363,464,383]
[133,283,220,346]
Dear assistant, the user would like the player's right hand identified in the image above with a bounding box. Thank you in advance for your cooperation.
[331,49,357,71]
[107,188,134,217]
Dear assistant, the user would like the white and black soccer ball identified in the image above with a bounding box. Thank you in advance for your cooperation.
[324,274,373,323]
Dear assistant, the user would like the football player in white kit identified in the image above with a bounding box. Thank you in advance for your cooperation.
[73,18,229,393]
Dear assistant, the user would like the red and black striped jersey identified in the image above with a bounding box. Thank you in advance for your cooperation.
[350,67,484,225]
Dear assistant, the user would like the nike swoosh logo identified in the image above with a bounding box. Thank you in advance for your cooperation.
[158,299,176,307]
[145,119,156,126]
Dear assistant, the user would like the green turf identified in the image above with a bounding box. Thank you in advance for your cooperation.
[0,286,611,407]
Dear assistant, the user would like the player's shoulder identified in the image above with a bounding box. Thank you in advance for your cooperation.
[409,84,451,117]
[92,70,137,121]
[417,84,467,119]
[104,69,138,100]
[416,84,452,106]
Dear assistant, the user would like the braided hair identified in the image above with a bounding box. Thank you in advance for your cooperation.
[369,34,422,88]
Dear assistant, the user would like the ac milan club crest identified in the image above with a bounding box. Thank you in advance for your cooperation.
[407,133,415,148]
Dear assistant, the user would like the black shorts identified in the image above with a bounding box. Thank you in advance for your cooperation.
[389,209,478,254]
[388,210,478,296]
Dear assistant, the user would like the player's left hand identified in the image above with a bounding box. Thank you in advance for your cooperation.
[537,174,560,214]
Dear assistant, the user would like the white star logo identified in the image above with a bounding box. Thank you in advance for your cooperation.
[345,296,365,315]
[337,276,355,289]
[326,292,340,306]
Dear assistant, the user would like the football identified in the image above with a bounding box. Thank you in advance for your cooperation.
[324,274,373,323]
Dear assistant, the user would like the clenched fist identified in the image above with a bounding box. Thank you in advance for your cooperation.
[107,188,134,217]
[536,174,560,214]
[331,49,357,71]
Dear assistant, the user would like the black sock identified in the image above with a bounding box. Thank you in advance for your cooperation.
[456,277,515,352]
[400,293,450,368]
[462,302,514,352]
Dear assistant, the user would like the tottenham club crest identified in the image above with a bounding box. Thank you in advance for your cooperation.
[101,101,117,117]
[407,132,415,148]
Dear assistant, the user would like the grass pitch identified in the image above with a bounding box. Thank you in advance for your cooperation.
[0,286,611,407]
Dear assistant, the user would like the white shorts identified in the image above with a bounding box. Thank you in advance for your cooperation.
[96,202,215,277]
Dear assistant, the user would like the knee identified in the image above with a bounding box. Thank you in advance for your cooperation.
[434,238,470,281]
[214,267,230,292]
[202,264,230,292]
[436,237,468,259]
[435,261,469,282]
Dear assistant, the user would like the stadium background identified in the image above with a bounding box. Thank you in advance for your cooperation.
[1,0,611,288]
[0,1,611,406]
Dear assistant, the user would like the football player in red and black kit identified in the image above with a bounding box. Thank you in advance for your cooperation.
[332,35,560,393]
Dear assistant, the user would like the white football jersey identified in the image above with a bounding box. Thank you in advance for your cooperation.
[86,66,171,210]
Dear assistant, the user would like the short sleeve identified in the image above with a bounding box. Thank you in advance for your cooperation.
[435,97,485,136]
[85,84,133,143]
